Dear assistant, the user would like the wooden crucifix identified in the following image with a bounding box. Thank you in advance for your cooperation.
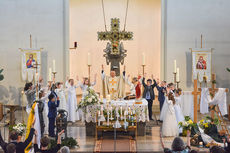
[97,18,133,76]
[192,79,201,123]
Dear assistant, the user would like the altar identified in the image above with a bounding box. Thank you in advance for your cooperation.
[82,99,149,137]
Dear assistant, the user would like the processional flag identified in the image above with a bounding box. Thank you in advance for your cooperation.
[20,48,42,82]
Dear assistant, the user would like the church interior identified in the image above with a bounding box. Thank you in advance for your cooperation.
[0,0,230,153]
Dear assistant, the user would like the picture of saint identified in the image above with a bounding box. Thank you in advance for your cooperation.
[196,56,207,70]
[26,54,36,68]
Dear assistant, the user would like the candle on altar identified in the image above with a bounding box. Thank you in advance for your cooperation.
[120,106,122,116]
[48,68,52,81]
[106,95,111,102]
[87,52,91,66]
[100,94,103,102]
[107,111,109,126]
[52,60,56,72]
[176,68,180,82]
[142,52,146,65]
[174,60,177,73]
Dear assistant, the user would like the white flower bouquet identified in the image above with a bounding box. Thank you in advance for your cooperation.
[9,123,26,136]
[78,87,99,110]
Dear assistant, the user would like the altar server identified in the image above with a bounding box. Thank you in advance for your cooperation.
[65,77,80,122]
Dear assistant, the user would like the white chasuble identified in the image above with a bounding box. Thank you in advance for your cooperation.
[102,73,125,100]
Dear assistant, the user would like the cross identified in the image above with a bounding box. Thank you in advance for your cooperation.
[33,61,40,73]
[109,79,117,86]
[98,18,133,76]
[192,79,201,123]
[110,88,117,94]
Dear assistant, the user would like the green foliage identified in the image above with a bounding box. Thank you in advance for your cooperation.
[49,137,79,149]
[0,69,4,81]
[226,68,230,72]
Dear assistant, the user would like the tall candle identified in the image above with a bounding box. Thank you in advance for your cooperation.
[176,68,180,82]
[48,68,52,81]
[174,60,177,73]
[87,52,91,66]
[52,60,56,72]
[142,52,146,65]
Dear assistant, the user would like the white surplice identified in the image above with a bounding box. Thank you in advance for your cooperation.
[162,99,179,137]
[65,81,80,122]
[200,88,227,115]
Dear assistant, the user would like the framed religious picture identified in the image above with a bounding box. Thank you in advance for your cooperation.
[191,48,212,82]
[20,48,42,82]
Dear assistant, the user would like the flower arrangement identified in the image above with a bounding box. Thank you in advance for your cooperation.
[9,123,26,136]
[199,116,219,130]
[78,87,99,110]
[178,116,195,131]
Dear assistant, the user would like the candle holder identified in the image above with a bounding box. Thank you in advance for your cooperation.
[141,65,146,76]
[176,81,180,89]
[52,72,57,79]
[173,72,177,84]
[88,65,91,85]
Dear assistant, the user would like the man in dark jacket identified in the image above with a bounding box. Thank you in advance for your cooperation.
[0,122,35,153]
[142,73,157,120]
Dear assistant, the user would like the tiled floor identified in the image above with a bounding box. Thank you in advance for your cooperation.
[0,101,229,153]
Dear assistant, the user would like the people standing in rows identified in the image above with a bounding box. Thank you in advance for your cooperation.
[142,73,157,121]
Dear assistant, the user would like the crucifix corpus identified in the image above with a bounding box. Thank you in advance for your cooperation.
[97,18,133,76]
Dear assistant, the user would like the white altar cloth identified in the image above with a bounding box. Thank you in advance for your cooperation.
[82,98,149,123]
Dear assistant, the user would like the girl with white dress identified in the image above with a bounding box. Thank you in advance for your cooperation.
[77,74,97,98]
[174,89,184,133]
[160,83,175,121]
[162,93,179,137]
[55,82,67,111]
[65,78,80,122]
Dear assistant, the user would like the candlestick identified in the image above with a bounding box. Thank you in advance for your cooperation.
[174,60,177,73]
[107,111,109,126]
[52,60,56,72]
[176,81,180,89]
[87,52,91,66]
[48,68,52,81]
[35,72,39,83]
[142,52,146,66]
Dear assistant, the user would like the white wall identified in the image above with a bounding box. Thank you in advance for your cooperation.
[165,0,230,95]
[69,0,161,94]
[0,0,68,104]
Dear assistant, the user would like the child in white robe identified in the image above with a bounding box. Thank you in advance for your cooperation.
[77,74,97,98]
[160,83,175,121]
[65,78,80,122]
[174,88,184,133]
[55,82,67,111]
[162,93,179,137]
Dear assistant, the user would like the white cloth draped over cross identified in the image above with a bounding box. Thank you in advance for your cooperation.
[200,88,227,115]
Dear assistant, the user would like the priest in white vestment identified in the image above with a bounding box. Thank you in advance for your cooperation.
[101,65,126,100]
